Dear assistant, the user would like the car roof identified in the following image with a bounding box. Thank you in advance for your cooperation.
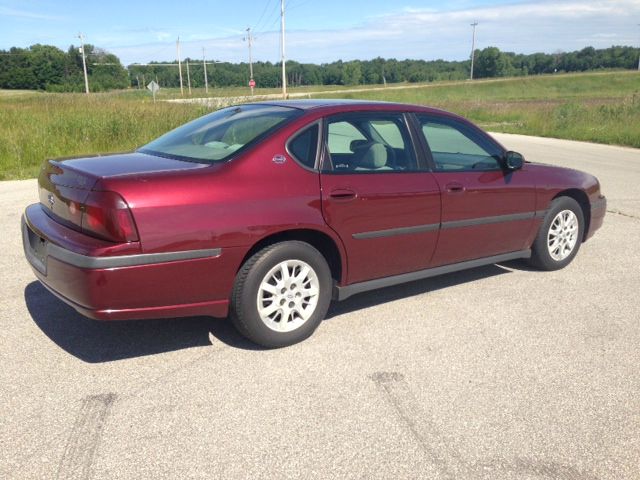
[252,98,452,116]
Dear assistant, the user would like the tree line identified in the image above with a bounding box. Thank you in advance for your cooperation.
[1,44,638,92]
[0,44,128,91]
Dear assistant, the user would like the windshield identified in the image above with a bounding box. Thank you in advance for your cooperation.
[139,104,301,163]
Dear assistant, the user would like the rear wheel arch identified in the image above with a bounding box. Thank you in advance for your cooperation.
[238,229,345,285]
[552,189,590,241]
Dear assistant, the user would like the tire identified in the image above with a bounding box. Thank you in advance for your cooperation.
[528,196,584,271]
[230,241,332,348]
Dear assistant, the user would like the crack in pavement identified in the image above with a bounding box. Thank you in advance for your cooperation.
[606,209,639,220]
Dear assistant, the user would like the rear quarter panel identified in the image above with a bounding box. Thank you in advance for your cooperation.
[95,120,347,278]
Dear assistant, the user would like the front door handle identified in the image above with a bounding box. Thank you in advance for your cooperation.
[329,188,357,202]
[445,182,465,194]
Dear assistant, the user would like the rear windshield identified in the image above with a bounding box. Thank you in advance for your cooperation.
[139,104,301,163]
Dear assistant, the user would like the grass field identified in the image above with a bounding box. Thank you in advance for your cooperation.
[322,71,640,148]
[1,71,639,180]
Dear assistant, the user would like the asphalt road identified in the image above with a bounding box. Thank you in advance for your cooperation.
[1,134,639,480]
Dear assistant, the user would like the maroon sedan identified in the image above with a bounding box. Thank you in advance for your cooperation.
[22,100,606,347]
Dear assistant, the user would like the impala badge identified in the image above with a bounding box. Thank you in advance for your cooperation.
[47,193,55,208]
[272,154,286,165]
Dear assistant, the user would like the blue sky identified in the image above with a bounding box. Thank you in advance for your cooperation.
[1,0,639,65]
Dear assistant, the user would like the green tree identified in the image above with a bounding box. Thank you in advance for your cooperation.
[475,47,512,78]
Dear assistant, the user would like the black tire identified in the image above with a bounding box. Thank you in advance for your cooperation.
[230,241,332,348]
[528,196,584,271]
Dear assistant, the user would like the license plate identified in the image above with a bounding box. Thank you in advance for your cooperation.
[24,224,47,274]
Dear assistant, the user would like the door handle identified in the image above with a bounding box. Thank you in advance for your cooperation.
[329,188,357,201]
[445,182,465,194]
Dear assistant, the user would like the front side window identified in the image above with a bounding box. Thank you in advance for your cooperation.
[140,104,301,163]
[324,113,418,173]
[417,115,503,171]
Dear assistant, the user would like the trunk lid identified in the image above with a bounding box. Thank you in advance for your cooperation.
[38,151,206,236]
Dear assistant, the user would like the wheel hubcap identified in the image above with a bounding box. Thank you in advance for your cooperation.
[257,260,320,332]
[547,209,579,261]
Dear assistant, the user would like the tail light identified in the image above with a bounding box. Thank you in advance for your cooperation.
[81,191,139,242]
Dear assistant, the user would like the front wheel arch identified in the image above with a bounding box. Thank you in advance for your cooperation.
[552,188,590,241]
[529,196,585,271]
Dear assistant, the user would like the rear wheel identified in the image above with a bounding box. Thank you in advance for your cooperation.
[230,241,332,348]
[529,196,584,271]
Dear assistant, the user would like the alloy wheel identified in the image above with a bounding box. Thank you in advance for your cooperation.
[256,260,320,332]
[547,209,579,261]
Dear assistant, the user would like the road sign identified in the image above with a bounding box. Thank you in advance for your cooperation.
[147,81,160,93]
[147,80,160,103]
[249,79,256,88]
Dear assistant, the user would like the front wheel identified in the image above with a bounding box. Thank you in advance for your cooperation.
[528,196,584,271]
[230,241,332,348]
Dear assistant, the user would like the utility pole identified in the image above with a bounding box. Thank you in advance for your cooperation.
[245,27,255,95]
[176,37,184,96]
[470,21,478,80]
[186,59,192,95]
[637,24,640,71]
[78,33,90,94]
[202,47,209,94]
[281,0,287,99]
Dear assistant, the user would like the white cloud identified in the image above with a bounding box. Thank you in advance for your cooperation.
[0,5,65,20]
[103,0,640,65]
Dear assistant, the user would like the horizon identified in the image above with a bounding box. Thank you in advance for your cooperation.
[1,0,639,66]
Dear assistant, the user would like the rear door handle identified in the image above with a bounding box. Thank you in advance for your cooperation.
[329,188,357,201]
[445,182,465,194]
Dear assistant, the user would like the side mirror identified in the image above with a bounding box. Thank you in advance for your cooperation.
[504,151,524,170]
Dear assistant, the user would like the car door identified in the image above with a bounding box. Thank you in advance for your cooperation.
[414,114,537,267]
[319,112,441,284]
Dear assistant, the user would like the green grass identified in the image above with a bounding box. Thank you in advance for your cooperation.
[0,92,208,180]
[321,71,640,147]
[1,71,639,180]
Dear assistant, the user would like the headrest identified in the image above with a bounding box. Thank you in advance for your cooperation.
[358,143,387,169]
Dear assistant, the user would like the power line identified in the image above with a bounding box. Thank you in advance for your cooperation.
[255,1,281,35]
[253,0,276,32]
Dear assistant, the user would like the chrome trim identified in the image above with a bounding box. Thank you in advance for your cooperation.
[333,249,531,301]
[22,214,221,270]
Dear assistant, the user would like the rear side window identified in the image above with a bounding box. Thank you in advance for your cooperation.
[288,124,319,169]
[324,113,418,173]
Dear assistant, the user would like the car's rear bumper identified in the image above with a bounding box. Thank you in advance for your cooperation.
[22,204,240,320]
[586,196,606,241]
